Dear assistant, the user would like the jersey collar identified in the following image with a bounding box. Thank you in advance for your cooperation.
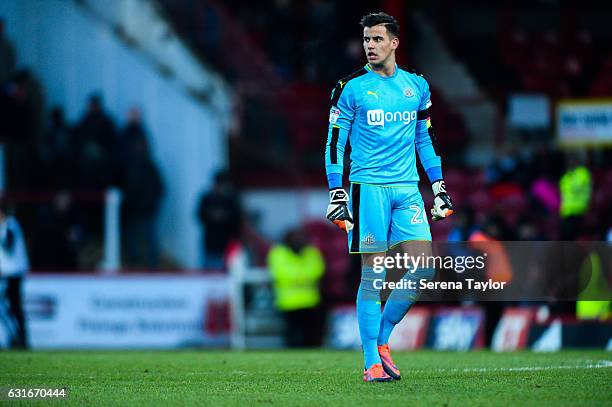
[364,63,398,80]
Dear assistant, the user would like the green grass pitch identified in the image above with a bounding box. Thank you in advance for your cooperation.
[1,350,611,406]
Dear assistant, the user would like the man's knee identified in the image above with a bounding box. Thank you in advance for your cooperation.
[361,252,386,268]
[358,253,386,301]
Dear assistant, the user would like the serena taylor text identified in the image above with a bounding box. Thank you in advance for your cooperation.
[373,279,507,292]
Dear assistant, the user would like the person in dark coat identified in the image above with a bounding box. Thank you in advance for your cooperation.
[197,171,242,270]
[117,109,164,269]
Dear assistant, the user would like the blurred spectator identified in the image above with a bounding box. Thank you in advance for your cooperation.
[73,94,116,189]
[197,170,242,270]
[226,210,272,270]
[0,200,29,348]
[0,70,35,143]
[469,216,514,283]
[32,192,84,271]
[530,176,559,215]
[0,17,16,84]
[267,227,325,347]
[115,107,147,175]
[0,69,44,188]
[516,216,545,241]
[266,0,300,79]
[485,145,519,185]
[303,220,353,305]
[448,207,477,242]
[468,217,514,346]
[39,107,74,188]
[117,110,164,269]
[559,153,591,240]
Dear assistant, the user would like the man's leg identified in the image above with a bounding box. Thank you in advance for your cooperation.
[378,240,433,346]
[302,306,323,348]
[348,183,392,381]
[358,252,386,369]
[283,310,303,348]
[7,276,27,349]
[378,188,433,347]
[143,216,160,269]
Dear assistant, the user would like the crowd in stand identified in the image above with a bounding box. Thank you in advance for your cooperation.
[160,0,421,185]
[159,0,611,238]
[0,5,609,354]
[1,3,611,277]
[0,18,165,270]
[1,91,165,271]
[431,1,612,105]
[436,144,612,243]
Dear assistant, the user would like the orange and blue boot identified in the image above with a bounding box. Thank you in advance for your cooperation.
[378,344,401,380]
[363,363,393,382]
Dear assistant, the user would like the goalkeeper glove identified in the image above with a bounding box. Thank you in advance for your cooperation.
[326,188,353,232]
[430,180,454,221]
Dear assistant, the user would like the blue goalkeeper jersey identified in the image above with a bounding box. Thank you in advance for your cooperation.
[325,64,442,188]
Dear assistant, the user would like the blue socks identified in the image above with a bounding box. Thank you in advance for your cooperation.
[357,265,435,367]
[378,299,414,346]
[357,266,383,369]
[376,267,435,346]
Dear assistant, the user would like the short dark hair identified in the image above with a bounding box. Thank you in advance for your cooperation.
[360,12,400,38]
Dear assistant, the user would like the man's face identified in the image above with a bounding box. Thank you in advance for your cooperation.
[363,24,398,66]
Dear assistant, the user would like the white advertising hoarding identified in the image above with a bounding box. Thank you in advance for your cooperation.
[1,275,230,349]
[508,94,550,129]
[557,99,612,146]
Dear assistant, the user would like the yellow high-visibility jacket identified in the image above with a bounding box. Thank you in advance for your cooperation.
[559,166,591,218]
[267,244,325,312]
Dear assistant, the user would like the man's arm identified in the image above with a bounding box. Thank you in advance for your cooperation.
[325,80,355,188]
[325,80,356,231]
[415,78,453,221]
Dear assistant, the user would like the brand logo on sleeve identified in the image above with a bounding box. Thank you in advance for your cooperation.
[329,107,340,124]
[366,109,417,127]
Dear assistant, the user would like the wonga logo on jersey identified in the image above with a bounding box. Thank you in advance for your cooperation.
[366,109,417,127]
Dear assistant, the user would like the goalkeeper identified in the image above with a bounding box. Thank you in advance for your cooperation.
[324,12,453,382]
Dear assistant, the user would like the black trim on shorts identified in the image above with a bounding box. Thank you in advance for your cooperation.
[350,184,361,253]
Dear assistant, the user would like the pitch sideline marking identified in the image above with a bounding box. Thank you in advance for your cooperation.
[417,360,612,374]
[189,361,612,376]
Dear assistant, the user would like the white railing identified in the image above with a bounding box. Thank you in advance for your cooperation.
[101,188,122,274]
[229,265,283,349]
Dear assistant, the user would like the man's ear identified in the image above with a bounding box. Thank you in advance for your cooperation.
[391,37,399,50]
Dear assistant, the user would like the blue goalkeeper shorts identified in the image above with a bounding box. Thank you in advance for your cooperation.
[347,183,431,253]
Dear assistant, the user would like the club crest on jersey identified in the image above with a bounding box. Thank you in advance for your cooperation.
[404,88,414,97]
[362,233,376,246]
